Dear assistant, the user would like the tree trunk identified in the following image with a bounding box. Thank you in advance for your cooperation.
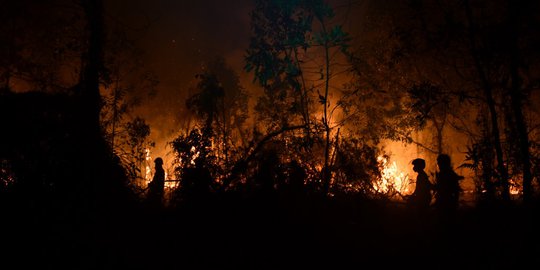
[111,78,120,150]
[293,48,312,139]
[322,26,331,195]
[81,0,104,132]
[481,115,496,200]
[508,1,533,203]
[432,115,446,155]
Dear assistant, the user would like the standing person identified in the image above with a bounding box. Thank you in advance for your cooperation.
[148,157,165,207]
[434,154,464,219]
[408,158,434,215]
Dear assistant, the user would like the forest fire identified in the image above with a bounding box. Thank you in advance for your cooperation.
[2,0,540,268]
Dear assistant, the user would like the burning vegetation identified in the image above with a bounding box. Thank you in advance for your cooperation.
[1,0,540,207]
[1,0,540,267]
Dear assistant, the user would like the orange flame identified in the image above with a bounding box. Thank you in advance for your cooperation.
[374,155,411,197]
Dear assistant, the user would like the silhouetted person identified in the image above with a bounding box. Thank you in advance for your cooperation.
[147,157,165,207]
[408,158,433,215]
[285,159,308,223]
[288,160,306,196]
[255,150,281,200]
[434,154,464,219]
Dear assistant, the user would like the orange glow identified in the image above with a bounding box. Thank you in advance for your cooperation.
[509,178,521,195]
[373,155,411,198]
[190,146,199,165]
[141,147,178,196]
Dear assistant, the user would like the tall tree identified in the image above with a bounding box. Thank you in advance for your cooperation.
[504,0,539,203]
[246,0,352,194]
[360,0,540,201]
[462,0,510,201]
[407,82,451,155]
[80,0,106,131]
[186,57,249,168]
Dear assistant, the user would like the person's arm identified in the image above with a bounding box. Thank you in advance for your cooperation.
[410,176,420,198]
[428,182,434,193]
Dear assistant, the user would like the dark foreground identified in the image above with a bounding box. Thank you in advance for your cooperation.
[2,193,540,269]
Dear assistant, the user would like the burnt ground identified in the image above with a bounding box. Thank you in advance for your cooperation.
[2,192,540,270]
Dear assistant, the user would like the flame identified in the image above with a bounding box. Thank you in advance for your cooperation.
[164,171,177,188]
[374,155,411,197]
[145,147,152,185]
[190,146,200,165]
[509,178,521,195]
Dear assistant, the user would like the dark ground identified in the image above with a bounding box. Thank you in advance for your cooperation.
[2,192,540,270]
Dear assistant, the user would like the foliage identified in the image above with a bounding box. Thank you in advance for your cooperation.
[171,128,215,173]
[246,0,351,129]
[245,0,323,88]
[170,128,220,203]
[186,57,249,167]
[246,0,355,194]
[332,138,381,194]
[113,117,154,182]
[407,82,448,127]
[459,141,494,194]
[0,0,85,92]
[186,73,224,128]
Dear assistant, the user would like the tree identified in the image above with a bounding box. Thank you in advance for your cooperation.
[246,0,352,194]
[170,128,217,203]
[460,0,510,201]
[407,82,452,155]
[0,0,86,93]
[503,0,540,203]
[185,57,249,172]
[119,117,153,183]
[99,25,158,159]
[204,57,249,155]
[353,0,540,202]
[400,0,540,201]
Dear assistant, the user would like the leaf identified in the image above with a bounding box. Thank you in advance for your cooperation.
[319,94,326,104]
[458,163,477,170]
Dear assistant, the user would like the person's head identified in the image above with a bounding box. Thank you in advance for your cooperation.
[412,158,426,172]
[154,157,163,167]
[436,154,451,170]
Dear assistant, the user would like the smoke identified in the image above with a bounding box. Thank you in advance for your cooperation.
[105,0,255,176]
